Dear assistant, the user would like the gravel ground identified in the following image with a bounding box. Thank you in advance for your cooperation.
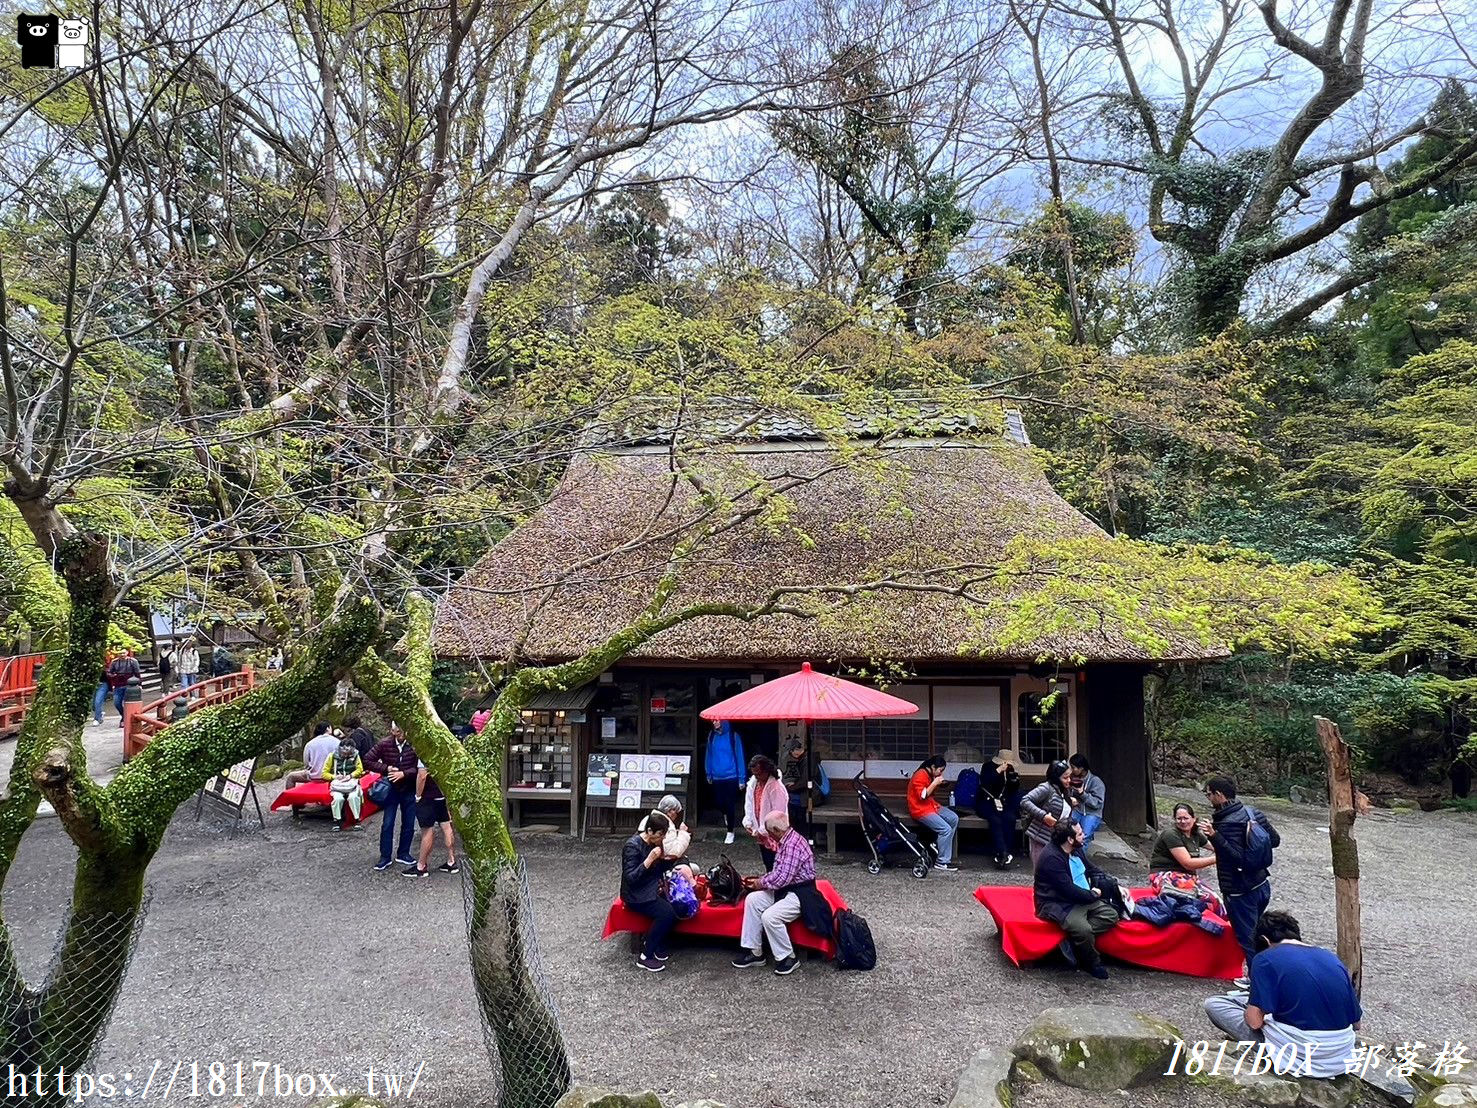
[3,789,1474,1108]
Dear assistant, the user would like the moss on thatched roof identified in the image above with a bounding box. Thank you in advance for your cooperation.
[433,436,1224,665]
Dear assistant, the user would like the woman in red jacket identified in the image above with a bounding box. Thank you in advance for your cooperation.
[908,756,960,872]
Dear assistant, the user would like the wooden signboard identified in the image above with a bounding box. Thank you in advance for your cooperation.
[581,753,690,840]
[194,756,265,833]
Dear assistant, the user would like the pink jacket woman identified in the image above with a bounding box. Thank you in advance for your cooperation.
[741,755,788,849]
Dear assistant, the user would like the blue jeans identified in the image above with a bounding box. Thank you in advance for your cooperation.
[919,807,960,864]
[627,897,678,959]
[179,672,198,692]
[1225,880,1272,968]
[1077,813,1103,842]
[112,686,127,717]
[93,682,108,723]
[379,788,417,863]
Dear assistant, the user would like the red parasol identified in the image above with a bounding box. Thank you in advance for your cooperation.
[700,662,920,722]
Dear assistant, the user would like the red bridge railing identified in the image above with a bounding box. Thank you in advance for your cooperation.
[0,652,47,735]
[123,668,257,759]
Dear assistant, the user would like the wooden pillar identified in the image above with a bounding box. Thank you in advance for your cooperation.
[1316,715,1362,997]
[122,676,143,759]
[1085,665,1155,832]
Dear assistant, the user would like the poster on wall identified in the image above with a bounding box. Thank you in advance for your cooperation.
[665,756,690,775]
[618,772,642,791]
[588,753,619,777]
[601,717,617,739]
[616,788,641,808]
[620,754,642,773]
[586,776,612,797]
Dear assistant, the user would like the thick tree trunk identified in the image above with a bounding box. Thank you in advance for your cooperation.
[0,589,380,1094]
[353,648,571,1107]
[464,857,572,1108]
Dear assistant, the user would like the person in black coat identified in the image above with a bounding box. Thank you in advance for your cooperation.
[1204,775,1282,977]
[1034,822,1123,979]
[975,755,1022,868]
[622,811,676,973]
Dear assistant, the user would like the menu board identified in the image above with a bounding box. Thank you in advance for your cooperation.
[582,753,692,829]
[195,756,264,832]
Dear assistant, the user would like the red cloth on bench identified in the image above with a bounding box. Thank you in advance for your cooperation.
[602,879,848,958]
[270,773,382,824]
[974,885,1242,980]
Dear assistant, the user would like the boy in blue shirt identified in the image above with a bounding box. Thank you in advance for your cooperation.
[1203,910,1362,1078]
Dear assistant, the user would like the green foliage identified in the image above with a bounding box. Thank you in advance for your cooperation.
[1007,201,1136,342]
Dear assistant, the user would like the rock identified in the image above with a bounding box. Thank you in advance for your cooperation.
[1410,1067,1477,1094]
[555,1088,664,1108]
[1011,1006,1181,1091]
[254,764,283,782]
[949,1045,1015,1108]
[311,1098,389,1108]
[1012,1061,1045,1087]
[1359,1066,1416,1106]
[1386,797,1413,809]
[1192,1070,1302,1107]
[1289,785,1327,806]
[280,758,305,772]
[1084,826,1141,864]
[1415,1088,1477,1108]
[1297,1074,1362,1108]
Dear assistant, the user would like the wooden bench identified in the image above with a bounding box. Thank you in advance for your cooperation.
[806,780,1004,855]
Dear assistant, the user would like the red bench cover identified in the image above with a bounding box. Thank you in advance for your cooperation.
[603,879,848,958]
[974,885,1242,980]
[270,773,382,824]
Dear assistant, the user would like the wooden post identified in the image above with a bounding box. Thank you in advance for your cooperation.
[1315,715,1362,997]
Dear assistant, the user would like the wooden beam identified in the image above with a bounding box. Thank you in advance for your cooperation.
[1315,715,1362,997]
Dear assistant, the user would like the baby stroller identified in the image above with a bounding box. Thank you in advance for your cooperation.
[855,774,936,879]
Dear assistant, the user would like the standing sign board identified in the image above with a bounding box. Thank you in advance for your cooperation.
[195,756,265,833]
[581,752,690,840]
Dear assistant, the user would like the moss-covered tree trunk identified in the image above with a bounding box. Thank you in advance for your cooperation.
[354,619,572,1108]
[462,857,571,1108]
[0,564,380,1103]
[353,592,761,1106]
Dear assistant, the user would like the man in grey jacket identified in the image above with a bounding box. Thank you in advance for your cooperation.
[1069,754,1106,842]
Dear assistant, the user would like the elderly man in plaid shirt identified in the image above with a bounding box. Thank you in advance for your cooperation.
[732,811,830,976]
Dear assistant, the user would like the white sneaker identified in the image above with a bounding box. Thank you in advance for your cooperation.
[724,832,735,845]
[1122,890,1136,918]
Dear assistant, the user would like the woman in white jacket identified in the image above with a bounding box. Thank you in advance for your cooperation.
[638,795,694,879]
[741,755,788,871]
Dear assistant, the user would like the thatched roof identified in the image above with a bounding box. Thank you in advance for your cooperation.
[434,435,1224,665]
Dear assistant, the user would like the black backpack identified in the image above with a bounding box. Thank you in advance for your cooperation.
[705,854,742,906]
[833,908,876,970]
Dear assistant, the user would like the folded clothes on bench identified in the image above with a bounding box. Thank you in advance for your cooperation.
[973,885,1242,980]
[602,879,849,958]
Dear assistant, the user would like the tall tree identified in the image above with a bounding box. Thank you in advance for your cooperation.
[1032,0,1477,335]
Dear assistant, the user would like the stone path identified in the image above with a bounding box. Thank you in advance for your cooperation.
[0,675,160,808]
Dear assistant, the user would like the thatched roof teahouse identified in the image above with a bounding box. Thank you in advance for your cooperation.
[435,414,1223,839]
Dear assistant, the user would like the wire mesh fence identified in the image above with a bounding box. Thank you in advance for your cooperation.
[0,893,150,1075]
[459,856,572,1108]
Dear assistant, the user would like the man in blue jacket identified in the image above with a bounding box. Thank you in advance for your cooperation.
[1034,822,1123,979]
[705,719,745,845]
[1204,774,1281,984]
